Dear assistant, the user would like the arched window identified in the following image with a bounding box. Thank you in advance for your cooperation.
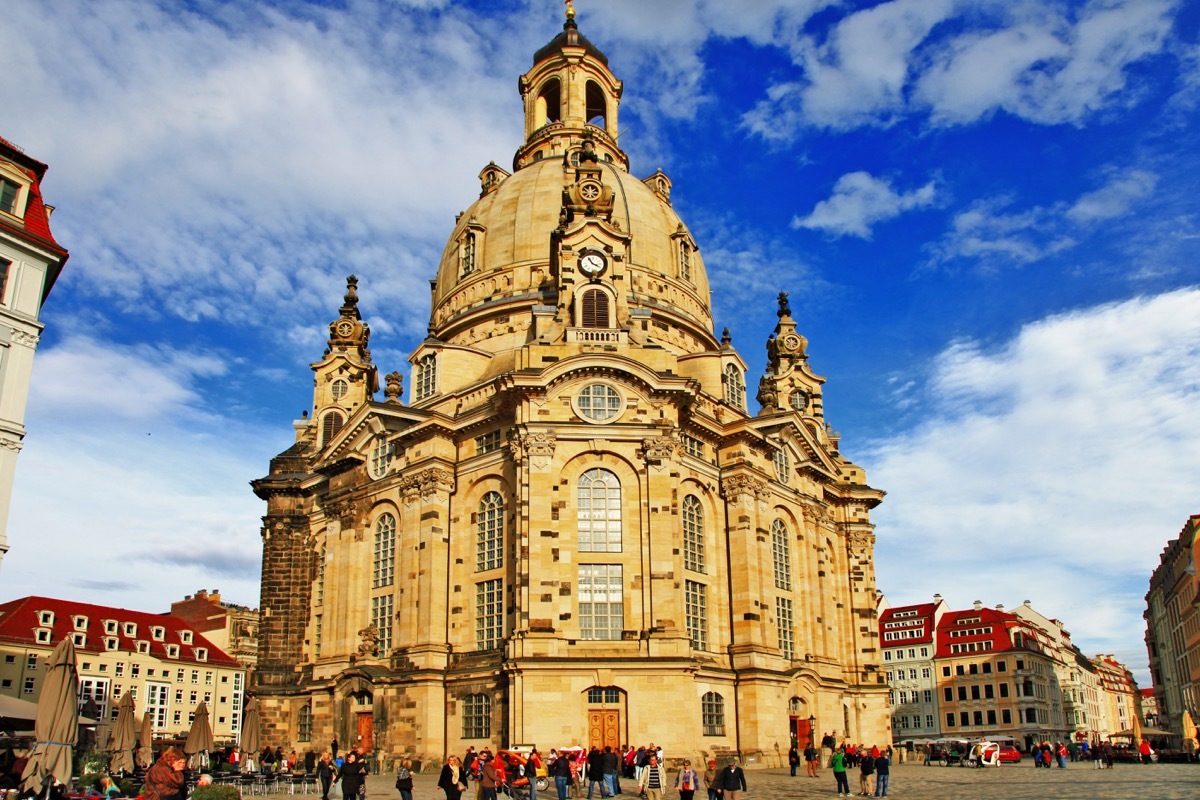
[321,411,344,446]
[369,435,393,479]
[585,81,607,127]
[679,241,691,281]
[682,495,705,573]
[701,692,725,736]
[578,468,621,552]
[536,78,562,126]
[771,518,792,591]
[315,545,326,606]
[416,354,437,400]
[477,492,503,571]
[462,693,491,739]
[581,288,610,328]
[723,364,745,410]
[373,514,396,588]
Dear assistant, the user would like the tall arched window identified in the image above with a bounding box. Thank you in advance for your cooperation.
[578,469,621,552]
[723,364,745,410]
[536,78,562,126]
[679,241,691,281]
[461,231,477,276]
[321,411,345,446]
[416,354,437,400]
[682,494,705,573]
[373,514,396,588]
[477,491,504,571]
[315,545,326,606]
[585,81,607,126]
[701,692,725,736]
[581,289,610,328]
[771,518,792,591]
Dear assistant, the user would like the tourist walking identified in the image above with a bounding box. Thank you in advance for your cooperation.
[713,759,745,800]
[438,756,466,800]
[674,760,699,800]
[702,760,720,800]
[318,753,337,800]
[787,745,799,778]
[637,755,668,800]
[550,750,572,800]
[338,752,368,800]
[395,759,414,800]
[803,741,818,778]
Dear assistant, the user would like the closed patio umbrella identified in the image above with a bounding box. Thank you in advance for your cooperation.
[135,712,154,769]
[106,693,136,774]
[184,702,215,769]
[20,638,79,795]
[239,697,261,768]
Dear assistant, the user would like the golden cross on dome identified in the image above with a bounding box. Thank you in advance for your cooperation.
[565,0,576,21]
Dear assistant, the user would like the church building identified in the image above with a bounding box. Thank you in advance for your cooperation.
[253,9,889,765]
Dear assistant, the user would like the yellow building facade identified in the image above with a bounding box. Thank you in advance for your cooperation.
[253,12,888,767]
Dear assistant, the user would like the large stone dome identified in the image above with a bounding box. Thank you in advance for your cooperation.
[429,155,715,354]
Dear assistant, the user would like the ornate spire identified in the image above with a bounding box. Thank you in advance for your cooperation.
[328,274,372,354]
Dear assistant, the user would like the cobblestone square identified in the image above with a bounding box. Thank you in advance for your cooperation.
[364,762,1200,800]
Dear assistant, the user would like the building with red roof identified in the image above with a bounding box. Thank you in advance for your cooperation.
[0,595,246,740]
[879,594,946,741]
[0,136,69,571]
[169,589,259,671]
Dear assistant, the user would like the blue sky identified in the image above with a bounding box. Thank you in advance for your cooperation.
[3,0,1199,684]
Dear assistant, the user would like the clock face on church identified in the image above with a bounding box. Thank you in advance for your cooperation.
[579,251,607,277]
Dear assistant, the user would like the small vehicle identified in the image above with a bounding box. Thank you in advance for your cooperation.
[496,749,550,800]
[964,741,1001,767]
[997,746,1022,763]
[926,738,970,767]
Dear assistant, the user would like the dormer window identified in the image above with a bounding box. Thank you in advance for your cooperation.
[73,616,88,631]
[678,241,691,282]
[165,644,179,659]
[136,641,150,655]
[457,219,486,279]
[39,611,54,626]
[123,622,137,637]
[0,178,20,216]
[35,628,51,643]
[104,637,119,651]
[104,620,118,635]
[72,633,85,647]
[180,631,193,645]
[150,626,165,641]
[194,648,208,662]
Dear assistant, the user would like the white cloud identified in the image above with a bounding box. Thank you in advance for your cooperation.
[794,171,938,239]
[928,166,1158,269]
[743,0,1180,135]
[867,288,1200,678]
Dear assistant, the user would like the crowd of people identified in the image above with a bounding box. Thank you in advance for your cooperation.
[437,745,748,800]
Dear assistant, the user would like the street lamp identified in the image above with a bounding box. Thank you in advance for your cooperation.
[809,715,816,747]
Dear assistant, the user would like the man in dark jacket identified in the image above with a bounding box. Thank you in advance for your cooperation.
[873,753,890,798]
[714,760,746,800]
[586,748,606,798]
[602,747,619,796]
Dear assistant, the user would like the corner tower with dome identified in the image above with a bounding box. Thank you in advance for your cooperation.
[252,10,889,762]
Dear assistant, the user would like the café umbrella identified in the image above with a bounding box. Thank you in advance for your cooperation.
[136,712,154,769]
[20,638,79,795]
[106,693,137,774]
[184,702,215,769]
[239,697,261,765]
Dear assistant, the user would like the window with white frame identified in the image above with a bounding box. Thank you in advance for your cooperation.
[777,597,795,660]
[682,434,705,459]
[462,693,490,739]
[773,445,791,484]
[701,692,725,736]
[0,179,20,215]
[180,630,192,644]
[475,579,503,651]
[771,519,792,591]
[460,231,477,276]
[579,564,623,640]
[373,513,396,588]
[684,580,708,651]
[678,240,691,282]
[577,383,622,422]
[723,364,745,410]
[682,494,705,573]
[416,354,437,401]
[477,492,504,571]
[370,595,393,655]
[144,682,170,729]
[578,469,621,552]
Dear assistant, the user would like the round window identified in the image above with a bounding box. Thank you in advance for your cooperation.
[576,383,623,423]
[331,379,349,401]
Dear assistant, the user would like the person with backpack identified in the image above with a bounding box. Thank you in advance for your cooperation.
[831,748,849,798]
